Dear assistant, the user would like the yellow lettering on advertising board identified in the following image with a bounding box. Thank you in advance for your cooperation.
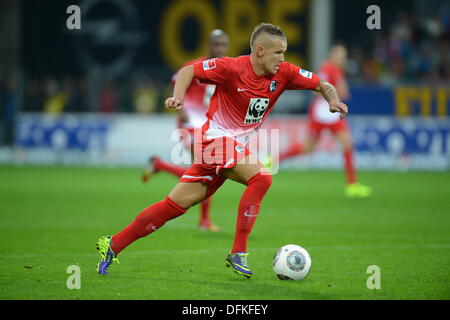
[267,0,305,67]
[160,0,217,69]
[160,0,307,70]
[224,0,259,58]
[395,86,449,116]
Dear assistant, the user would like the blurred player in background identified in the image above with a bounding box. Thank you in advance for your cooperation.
[141,29,229,232]
[97,23,348,278]
[276,43,371,198]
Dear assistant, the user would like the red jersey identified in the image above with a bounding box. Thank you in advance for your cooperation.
[172,57,215,129]
[193,55,320,145]
[310,60,345,124]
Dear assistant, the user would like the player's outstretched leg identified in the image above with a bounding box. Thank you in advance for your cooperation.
[96,196,186,274]
[142,156,220,232]
[141,156,186,182]
[274,133,317,168]
[335,130,372,198]
[344,151,371,198]
[97,182,207,275]
[141,156,157,182]
[278,142,305,162]
[222,155,272,278]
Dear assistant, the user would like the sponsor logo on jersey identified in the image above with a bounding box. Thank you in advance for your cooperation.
[203,58,217,70]
[269,80,278,92]
[244,98,269,124]
[299,68,312,79]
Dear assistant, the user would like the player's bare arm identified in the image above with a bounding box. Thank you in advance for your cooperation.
[165,65,195,110]
[315,80,348,119]
[336,79,350,101]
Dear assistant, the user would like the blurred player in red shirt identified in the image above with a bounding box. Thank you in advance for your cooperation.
[277,43,371,198]
[141,29,229,232]
[97,23,348,277]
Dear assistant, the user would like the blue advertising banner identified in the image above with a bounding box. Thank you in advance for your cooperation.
[350,116,450,170]
[16,114,110,151]
[263,116,450,171]
[348,85,450,117]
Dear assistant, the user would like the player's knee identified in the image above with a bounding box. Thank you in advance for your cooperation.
[248,172,272,192]
[171,191,211,210]
[164,196,188,219]
[166,197,192,213]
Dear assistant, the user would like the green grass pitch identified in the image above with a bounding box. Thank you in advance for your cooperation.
[0,165,449,300]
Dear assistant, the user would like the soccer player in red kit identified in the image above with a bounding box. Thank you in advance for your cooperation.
[141,29,229,232]
[277,44,371,198]
[97,23,348,277]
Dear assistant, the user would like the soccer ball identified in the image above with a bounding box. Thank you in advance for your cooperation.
[273,244,311,280]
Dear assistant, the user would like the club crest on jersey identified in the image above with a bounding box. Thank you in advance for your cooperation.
[299,68,312,79]
[235,145,244,153]
[269,80,278,92]
[203,59,216,70]
[244,98,269,124]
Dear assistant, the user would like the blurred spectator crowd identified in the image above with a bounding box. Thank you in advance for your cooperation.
[0,77,16,144]
[21,75,169,114]
[347,10,450,85]
[2,8,449,117]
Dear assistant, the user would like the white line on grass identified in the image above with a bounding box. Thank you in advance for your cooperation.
[2,243,449,259]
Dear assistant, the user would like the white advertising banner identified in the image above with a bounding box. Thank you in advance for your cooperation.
[9,113,450,171]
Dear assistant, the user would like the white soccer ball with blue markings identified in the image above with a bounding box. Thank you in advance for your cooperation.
[273,244,311,280]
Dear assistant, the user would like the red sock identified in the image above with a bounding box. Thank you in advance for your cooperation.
[111,197,186,255]
[344,149,356,184]
[199,197,212,226]
[231,173,272,253]
[279,142,304,162]
[154,158,186,178]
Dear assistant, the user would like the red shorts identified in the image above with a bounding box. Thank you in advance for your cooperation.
[308,118,349,137]
[180,136,250,186]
